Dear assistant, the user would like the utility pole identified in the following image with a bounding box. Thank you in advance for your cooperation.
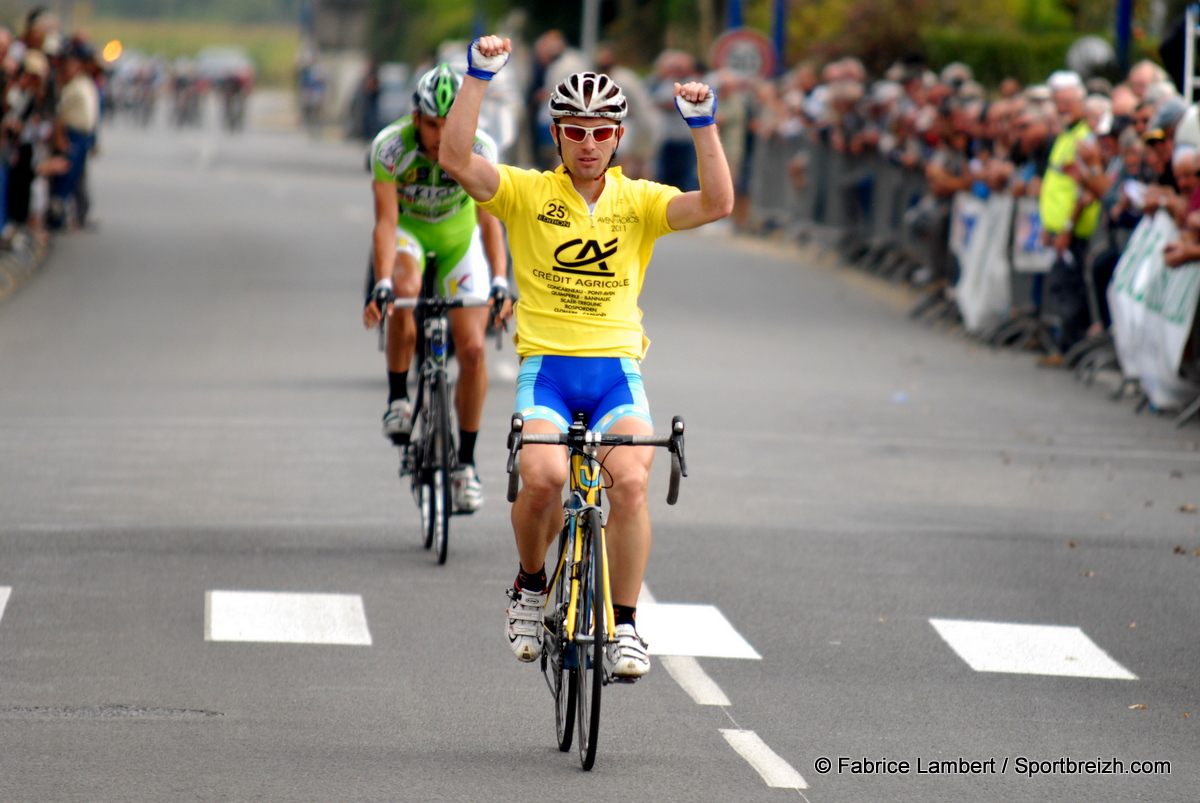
[582,0,599,66]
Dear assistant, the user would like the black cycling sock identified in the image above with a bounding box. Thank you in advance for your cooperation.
[613,605,636,627]
[387,371,409,403]
[516,565,547,593]
[458,430,478,466]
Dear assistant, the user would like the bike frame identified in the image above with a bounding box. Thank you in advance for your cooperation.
[556,444,616,661]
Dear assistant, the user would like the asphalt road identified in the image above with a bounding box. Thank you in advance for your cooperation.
[0,93,1197,802]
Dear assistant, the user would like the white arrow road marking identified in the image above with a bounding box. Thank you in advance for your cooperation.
[636,602,761,659]
[720,729,809,789]
[205,591,373,645]
[930,618,1137,680]
[0,586,10,624]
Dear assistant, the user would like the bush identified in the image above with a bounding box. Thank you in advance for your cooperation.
[920,28,1077,86]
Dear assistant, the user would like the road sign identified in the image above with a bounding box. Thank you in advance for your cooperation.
[710,27,776,80]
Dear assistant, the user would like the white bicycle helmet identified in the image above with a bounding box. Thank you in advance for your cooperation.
[413,63,462,118]
[548,72,627,121]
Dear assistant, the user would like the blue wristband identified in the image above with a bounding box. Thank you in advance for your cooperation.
[683,116,715,128]
[466,67,494,81]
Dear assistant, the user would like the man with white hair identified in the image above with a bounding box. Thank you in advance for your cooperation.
[1038,71,1097,364]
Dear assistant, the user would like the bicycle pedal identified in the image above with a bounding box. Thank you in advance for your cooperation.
[605,674,640,686]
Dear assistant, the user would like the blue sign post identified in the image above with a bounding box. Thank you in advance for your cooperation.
[772,0,786,76]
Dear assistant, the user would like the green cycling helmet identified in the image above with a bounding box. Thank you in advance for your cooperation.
[413,63,462,118]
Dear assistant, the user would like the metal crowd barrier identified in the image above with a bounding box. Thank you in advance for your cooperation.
[742,132,1200,425]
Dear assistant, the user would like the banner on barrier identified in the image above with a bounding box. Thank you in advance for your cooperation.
[955,192,1014,332]
[949,191,985,261]
[1011,196,1055,273]
[1107,210,1200,409]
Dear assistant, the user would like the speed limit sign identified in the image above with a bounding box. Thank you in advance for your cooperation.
[710,27,776,80]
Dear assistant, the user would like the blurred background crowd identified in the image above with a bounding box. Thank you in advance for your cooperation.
[5,0,1200,420]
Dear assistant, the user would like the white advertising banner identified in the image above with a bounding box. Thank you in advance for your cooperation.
[1107,211,1200,409]
[1011,196,1056,273]
[949,191,985,262]
[955,192,1014,332]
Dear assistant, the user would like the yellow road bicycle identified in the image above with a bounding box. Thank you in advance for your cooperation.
[505,411,686,770]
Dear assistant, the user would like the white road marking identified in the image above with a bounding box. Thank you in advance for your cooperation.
[930,618,1137,680]
[205,591,373,645]
[661,655,732,705]
[637,602,761,659]
[490,359,519,382]
[720,729,808,789]
[0,586,10,624]
[342,205,371,224]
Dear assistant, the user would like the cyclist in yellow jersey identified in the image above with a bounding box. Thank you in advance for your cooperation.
[441,34,733,679]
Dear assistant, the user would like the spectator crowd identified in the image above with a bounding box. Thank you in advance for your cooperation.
[350,29,1200,419]
[0,7,102,250]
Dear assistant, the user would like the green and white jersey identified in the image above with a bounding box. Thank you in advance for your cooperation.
[370,118,498,265]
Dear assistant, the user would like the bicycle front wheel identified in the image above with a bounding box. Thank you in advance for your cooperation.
[431,377,454,565]
[575,507,606,770]
[544,529,576,752]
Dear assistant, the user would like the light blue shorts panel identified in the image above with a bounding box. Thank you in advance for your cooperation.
[515,356,652,434]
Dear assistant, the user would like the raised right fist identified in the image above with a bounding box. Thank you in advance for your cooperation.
[467,36,512,81]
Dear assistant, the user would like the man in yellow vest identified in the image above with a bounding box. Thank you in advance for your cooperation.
[1039,71,1098,363]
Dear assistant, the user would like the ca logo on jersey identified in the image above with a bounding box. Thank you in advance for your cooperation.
[552,238,618,276]
[537,199,572,228]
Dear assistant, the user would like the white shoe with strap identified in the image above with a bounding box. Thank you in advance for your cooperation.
[451,464,484,512]
[382,398,413,440]
[506,586,547,662]
[606,623,650,679]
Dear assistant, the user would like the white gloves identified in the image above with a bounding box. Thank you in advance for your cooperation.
[675,88,717,128]
[467,38,510,81]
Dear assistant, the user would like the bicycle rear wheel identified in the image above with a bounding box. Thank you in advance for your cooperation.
[575,508,606,770]
[411,391,436,551]
[431,377,454,565]
[543,529,576,752]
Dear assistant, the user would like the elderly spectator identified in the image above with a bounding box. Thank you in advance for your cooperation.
[1038,71,1098,364]
[49,41,98,230]
[527,30,586,170]
[909,97,977,289]
[1127,59,1167,101]
[648,49,702,190]
[594,42,659,180]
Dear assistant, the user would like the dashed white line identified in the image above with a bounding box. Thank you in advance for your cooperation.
[720,729,809,789]
[0,586,10,624]
[660,655,732,705]
[205,590,373,645]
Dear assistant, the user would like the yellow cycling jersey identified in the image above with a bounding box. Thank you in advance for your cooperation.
[478,164,681,359]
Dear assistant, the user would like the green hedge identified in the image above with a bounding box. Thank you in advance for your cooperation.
[920,27,1161,88]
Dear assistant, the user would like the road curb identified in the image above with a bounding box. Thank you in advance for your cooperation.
[0,232,48,304]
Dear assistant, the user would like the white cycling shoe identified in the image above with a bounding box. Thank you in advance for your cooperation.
[605,623,650,679]
[451,464,483,513]
[506,587,547,662]
[382,398,414,440]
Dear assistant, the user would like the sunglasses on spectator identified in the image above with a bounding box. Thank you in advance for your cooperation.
[558,124,620,143]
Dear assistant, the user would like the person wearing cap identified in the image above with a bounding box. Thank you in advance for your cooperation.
[1038,71,1098,362]
[50,42,99,229]
[440,34,732,679]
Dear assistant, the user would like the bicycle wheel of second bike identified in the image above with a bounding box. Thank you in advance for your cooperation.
[574,508,606,770]
[431,379,454,565]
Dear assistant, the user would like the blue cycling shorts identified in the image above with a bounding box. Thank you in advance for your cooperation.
[515,355,653,434]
